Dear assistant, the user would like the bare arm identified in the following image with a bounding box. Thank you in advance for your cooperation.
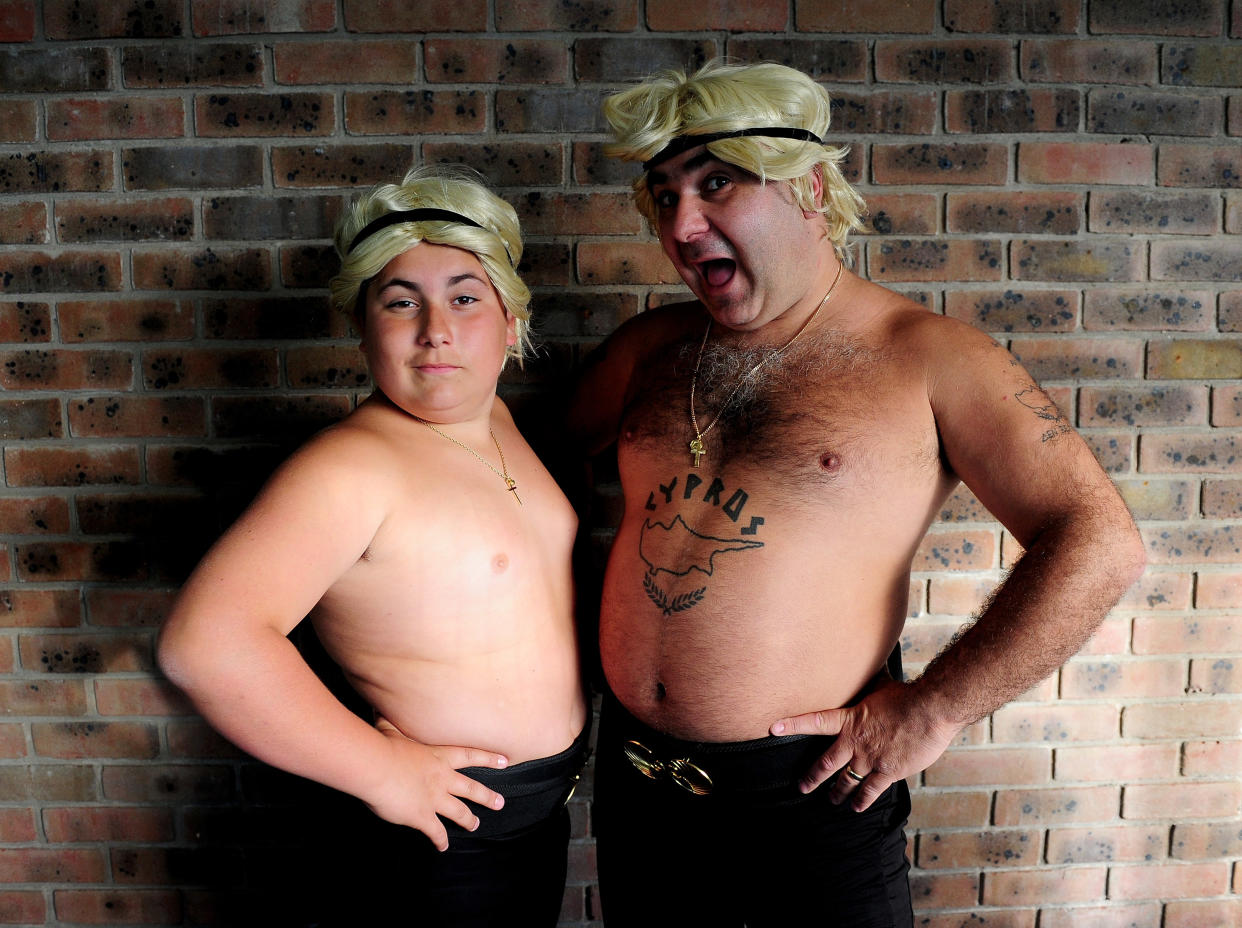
[157,428,506,849]
[774,319,1146,808]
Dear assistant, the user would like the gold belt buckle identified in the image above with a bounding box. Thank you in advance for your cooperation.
[623,739,713,796]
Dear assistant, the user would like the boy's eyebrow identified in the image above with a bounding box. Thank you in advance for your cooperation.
[375,271,487,293]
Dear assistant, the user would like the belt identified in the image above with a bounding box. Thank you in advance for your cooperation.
[605,692,831,797]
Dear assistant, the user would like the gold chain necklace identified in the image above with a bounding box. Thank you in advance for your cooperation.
[688,263,844,467]
[415,418,522,505]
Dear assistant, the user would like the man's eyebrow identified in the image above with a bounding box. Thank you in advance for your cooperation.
[646,150,720,187]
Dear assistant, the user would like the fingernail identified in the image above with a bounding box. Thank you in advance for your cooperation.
[470,816,480,831]
[493,795,504,809]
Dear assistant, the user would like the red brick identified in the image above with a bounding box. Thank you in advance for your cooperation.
[0,249,123,293]
[196,91,333,137]
[0,349,133,391]
[1041,903,1161,928]
[1054,743,1178,782]
[0,300,50,344]
[945,0,1079,32]
[1126,781,1240,820]
[1079,384,1208,427]
[1123,701,1242,739]
[1090,190,1219,235]
[427,38,568,84]
[1090,88,1223,138]
[1019,142,1153,185]
[0,497,71,535]
[52,889,182,924]
[1212,384,1242,427]
[1153,241,1242,282]
[900,619,965,664]
[726,38,867,82]
[141,347,279,390]
[875,39,1014,82]
[907,871,979,909]
[1,150,113,193]
[925,748,1051,786]
[47,98,185,142]
[927,575,1000,615]
[1189,656,1242,694]
[859,194,937,236]
[0,807,35,842]
[58,299,194,342]
[121,42,264,88]
[1046,825,1168,864]
[0,724,26,759]
[494,0,635,30]
[274,38,418,83]
[55,197,194,244]
[0,99,36,142]
[1089,0,1224,36]
[907,789,991,828]
[947,192,1081,235]
[0,590,80,628]
[1010,336,1142,381]
[0,848,106,883]
[576,242,679,286]
[96,679,194,716]
[15,541,148,582]
[1165,899,1242,928]
[1218,292,1242,331]
[101,764,235,802]
[1141,433,1241,475]
[1061,658,1187,699]
[647,0,785,29]
[918,829,1041,868]
[1202,479,1241,517]
[0,680,88,720]
[945,289,1077,333]
[19,631,151,674]
[1228,192,1242,232]
[1110,861,1230,900]
[122,144,263,190]
[32,722,159,760]
[271,143,416,189]
[0,0,36,41]
[3,446,141,488]
[167,720,245,758]
[913,531,997,570]
[1134,614,1239,654]
[1148,339,1242,379]
[1083,288,1213,331]
[211,394,349,439]
[947,88,1080,133]
[1197,571,1242,607]
[869,240,1004,283]
[43,806,174,843]
[0,202,47,245]
[44,0,182,37]
[873,143,1007,185]
[993,704,1119,744]
[0,765,98,802]
[0,891,43,922]
[0,398,63,439]
[132,246,271,291]
[68,395,206,438]
[994,785,1120,825]
[344,90,483,135]
[284,345,369,389]
[1115,567,1193,608]
[85,589,176,629]
[192,0,336,35]
[1184,739,1242,776]
[1159,144,1242,188]
[982,866,1106,905]
[1013,240,1145,283]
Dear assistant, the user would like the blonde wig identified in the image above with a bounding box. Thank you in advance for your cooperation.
[330,165,532,362]
[603,59,865,262]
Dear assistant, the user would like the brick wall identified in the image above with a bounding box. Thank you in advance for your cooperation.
[1,0,1239,925]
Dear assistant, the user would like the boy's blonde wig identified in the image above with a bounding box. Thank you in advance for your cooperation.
[602,59,865,262]
[330,164,532,362]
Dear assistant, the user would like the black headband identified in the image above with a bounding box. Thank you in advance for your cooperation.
[642,127,823,172]
[347,208,512,264]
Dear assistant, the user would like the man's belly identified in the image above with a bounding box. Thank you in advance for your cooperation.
[599,545,909,742]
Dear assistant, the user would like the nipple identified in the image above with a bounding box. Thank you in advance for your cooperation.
[819,452,842,473]
[492,553,509,573]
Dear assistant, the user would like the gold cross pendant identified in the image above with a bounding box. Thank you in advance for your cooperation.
[505,478,522,505]
[689,436,705,467]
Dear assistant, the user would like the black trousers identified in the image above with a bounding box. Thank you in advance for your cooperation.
[593,694,914,928]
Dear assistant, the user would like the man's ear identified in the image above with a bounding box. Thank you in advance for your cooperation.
[803,164,825,218]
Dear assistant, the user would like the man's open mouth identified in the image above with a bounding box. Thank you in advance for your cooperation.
[699,258,736,288]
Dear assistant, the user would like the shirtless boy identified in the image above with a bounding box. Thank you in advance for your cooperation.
[571,61,1146,926]
[158,165,587,926]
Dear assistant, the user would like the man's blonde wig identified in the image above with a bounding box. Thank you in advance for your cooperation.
[603,59,865,262]
[330,164,532,362]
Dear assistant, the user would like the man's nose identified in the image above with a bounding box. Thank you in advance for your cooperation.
[667,197,710,242]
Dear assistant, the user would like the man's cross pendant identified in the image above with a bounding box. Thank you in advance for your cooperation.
[689,436,705,467]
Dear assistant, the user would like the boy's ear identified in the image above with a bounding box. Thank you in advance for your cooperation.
[505,308,518,348]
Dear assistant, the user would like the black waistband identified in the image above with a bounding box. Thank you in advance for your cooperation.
[450,721,591,839]
[602,691,832,794]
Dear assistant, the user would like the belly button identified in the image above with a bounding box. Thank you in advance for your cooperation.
[655,681,666,700]
[492,554,509,573]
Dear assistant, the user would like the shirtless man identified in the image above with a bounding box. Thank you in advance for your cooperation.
[158,165,587,926]
[571,61,1146,926]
